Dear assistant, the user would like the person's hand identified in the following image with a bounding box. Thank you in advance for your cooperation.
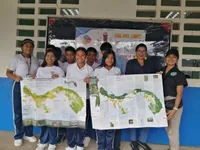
[156,72,162,75]
[52,74,59,79]
[15,76,22,82]
[84,77,90,84]
[31,74,36,79]
[167,110,176,120]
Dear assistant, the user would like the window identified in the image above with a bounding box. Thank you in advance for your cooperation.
[61,0,79,4]
[18,8,35,14]
[60,8,79,16]
[137,0,156,6]
[186,0,200,7]
[160,11,180,18]
[184,36,200,43]
[184,24,200,31]
[39,19,47,26]
[182,59,200,67]
[39,9,56,15]
[40,0,57,4]
[183,47,200,55]
[38,30,46,37]
[182,71,200,79]
[16,40,23,47]
[17,30,34,37]
[136,11,156,17]
[172,35,179,42]
[18,19,34,26]
[161,0,180,6]
[173,23,180,30]
[37,52,45,59]
[38,41,45,48]
[185,12,200,19]
[19,0,35,3]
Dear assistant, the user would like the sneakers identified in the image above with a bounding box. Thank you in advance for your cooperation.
[65,146,77,150]
[137,141,152,150]
[77,146,84,150]
[83,137,91,147]
[36,143,48,150]
[14,139,23,147]
[130,141,139,150]
[48,144,56,150]
[24,136,37,143]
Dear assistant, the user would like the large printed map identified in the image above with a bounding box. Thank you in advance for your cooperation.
[20,78,86,128]
[89,74,168,130]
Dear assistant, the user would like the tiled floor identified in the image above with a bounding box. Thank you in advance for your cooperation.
[0,131,199,150]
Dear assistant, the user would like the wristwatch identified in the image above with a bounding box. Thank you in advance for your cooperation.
[173,107,178,111]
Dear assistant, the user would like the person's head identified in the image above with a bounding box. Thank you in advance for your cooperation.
[100,42,112,55]
[41,49,58,67]
[100,49,116,67]
[21,39,34,56]
[165,49,179,67]
[135,43,147,60]
[65,46,76,64]
[46,44,55,51]
[54,47,62,60]
[87,47,98,64]
[76,47,87,64]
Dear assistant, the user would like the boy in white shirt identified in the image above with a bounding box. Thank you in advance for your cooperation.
[87,47,99,70]
[66,47,93,150]
[63,46,76,74]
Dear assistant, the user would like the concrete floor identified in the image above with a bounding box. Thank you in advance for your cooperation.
[0,131,199,150]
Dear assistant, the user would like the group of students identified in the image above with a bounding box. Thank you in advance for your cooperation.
[6,38,187,150]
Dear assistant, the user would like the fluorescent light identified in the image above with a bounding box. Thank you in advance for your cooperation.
[68,9,74,16]
[75,9,79,15]
[62,9,69,15]
[166,11,174,18]
[172,12,179,18]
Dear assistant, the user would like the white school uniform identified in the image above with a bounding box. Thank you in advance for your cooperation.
[94,66,121,77]
[8,54,40,78]
[63,62,75,74]
[66,63,93,79]
[91,62,99,70]
[36,65,64,78]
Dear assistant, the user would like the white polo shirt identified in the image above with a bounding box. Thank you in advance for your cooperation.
[36,65,64,78]
[8,54,40,78]
[66,63,93,79]
[94,66,121,77]
[63,62,75,73]
[91,62,99,70]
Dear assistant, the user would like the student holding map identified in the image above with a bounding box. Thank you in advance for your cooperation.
[124,43,158,150]
[6,39,39,147]
[94,49,121,150]
[36,49,64,150]
[160,49,187,150]
[63,46,76,74]
[65,47,93,150]
[87,47,99,70]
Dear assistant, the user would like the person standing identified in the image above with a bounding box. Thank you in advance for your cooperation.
[63,46,76,74]
[94,49,121,150]
[65,47,93,150]
[87,47,99,70]
[6,39,39,146]
[125,43,158,150]
[36,49,64,150]
[160,49,187,150]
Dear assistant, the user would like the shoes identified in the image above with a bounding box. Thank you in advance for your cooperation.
[24,136,37,143]
[36,143,48,150]
[77,146,84,150]
[138,141,152,150]
[14,139,23,147]
[130,141,139,150]
[65,146,77,150]
[83,137,91,147]
[47,144,56,150]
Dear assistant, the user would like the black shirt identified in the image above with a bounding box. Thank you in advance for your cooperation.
[125,58,157,74]
[162,66,188,97]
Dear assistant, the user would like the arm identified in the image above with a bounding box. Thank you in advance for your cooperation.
[6,69,21,81]
[174,85,184,108]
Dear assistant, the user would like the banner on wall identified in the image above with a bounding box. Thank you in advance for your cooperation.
[20,78,86,128]
[89,74,168,130]
[75,28,146,60]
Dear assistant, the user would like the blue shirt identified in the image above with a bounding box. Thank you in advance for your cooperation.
[98,55,127,74]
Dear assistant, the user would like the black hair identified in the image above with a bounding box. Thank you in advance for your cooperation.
[65,46,76,54]
[87,47,97,55]
[41,49,59,67]
[135,43,147,52]
[54,47,62,60]
[21,38,34,48]
[76,47,87,55]
[100,42,112,51]
[100,49,116,67]
[46,44,55,50]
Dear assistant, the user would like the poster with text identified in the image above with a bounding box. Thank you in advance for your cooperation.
[89,74,168,130]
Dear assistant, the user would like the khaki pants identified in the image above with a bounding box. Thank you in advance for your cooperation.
[166,108,183,150]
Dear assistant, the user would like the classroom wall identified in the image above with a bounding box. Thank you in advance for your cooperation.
[0,0,200,147]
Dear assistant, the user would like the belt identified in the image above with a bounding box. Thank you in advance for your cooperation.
[164,96,176,101]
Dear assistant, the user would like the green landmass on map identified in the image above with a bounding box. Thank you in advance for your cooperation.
[23,85,84,114]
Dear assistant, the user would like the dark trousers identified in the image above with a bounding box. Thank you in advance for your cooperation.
[40,126,58,145]
[96,130,115,150]
[13,82,33,140]
[66,128,85,148]
[85,98,93,137]
[114,130,121,150]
